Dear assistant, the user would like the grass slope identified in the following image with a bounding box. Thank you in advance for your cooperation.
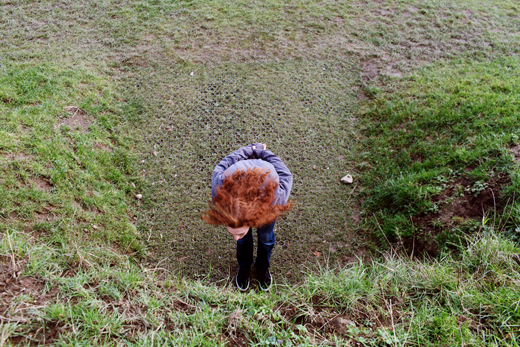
[2,54,519,347]
[358,57,520,254]
[2,225,519,345]
[2,0,520,277]
[1,0,520,345]
[0,61,141,252]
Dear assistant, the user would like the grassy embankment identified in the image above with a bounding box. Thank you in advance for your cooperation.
[358,58,520,255]
[1,0,520,345]
[2,55,520,347]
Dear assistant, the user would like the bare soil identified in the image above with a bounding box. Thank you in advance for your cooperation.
[0,152,34,161]
[31,177,53,192]
[0,257,62,345]
[410,174,510,257]
[60,106,90,132]
[510,144,520,164]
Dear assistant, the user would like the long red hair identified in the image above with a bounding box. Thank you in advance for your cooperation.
[202,168,293,228]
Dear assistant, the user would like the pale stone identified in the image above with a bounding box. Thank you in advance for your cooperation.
[341,174,353,184]
[135,194,143,200]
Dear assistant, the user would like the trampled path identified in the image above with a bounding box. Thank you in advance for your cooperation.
[131,61,363,282]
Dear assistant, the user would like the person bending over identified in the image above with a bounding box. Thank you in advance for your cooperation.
[202,144,293,291]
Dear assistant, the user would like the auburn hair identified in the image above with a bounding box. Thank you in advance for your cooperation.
[202,167,293,228]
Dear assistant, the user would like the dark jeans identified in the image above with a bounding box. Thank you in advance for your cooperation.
[236,221,276,271]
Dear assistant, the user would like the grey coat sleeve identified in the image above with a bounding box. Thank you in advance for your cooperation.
[212,145,254,198]
[253,147,293,204]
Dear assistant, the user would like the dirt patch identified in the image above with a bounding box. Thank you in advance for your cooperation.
[60,106,90,131]
[31,177,53,192]
[226,333,249,347]
[121,55,149,68]
[35,209,55,223]
[224,309,249,346]
[409,174,510,257]
[1,152,34,161]
[93,142,113,152]
[277,301,396,341]
[327,316,356,334]
[172,299,196,314]
[0,257,59,308]
[509,144,520,164]
[341,246,371,265]
[8,320,64,346]
[360,53,422,81]
[1,256,62,345]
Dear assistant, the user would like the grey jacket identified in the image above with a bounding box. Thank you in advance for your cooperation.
[212,145,293,206]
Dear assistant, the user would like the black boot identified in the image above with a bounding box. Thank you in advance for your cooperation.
[235,268,250,291]
[257,268,272,291]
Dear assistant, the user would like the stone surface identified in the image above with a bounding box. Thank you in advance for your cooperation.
[340,174,353,184]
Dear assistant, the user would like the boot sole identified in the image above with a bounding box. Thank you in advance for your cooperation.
[235,274,250,291]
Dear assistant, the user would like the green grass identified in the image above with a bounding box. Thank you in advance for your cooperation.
[2,227,519,345]
[357,57,520,253]
[1,0,520,345]
[0,61,142,253]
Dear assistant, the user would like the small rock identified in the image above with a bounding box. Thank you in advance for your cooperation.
[92,224,98,229]
[313,165,316,170]
[152,151,158,156]
[135,194,143,200]
[340,174,353,184]
[190,71,194,76]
